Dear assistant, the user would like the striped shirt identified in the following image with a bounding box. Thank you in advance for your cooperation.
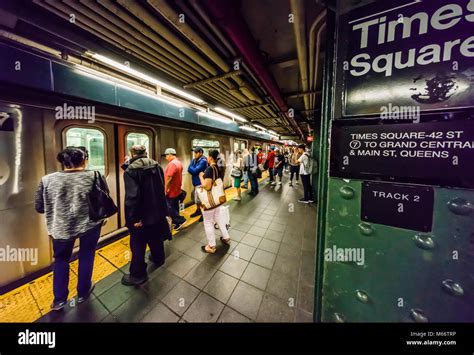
[35,170,102,240]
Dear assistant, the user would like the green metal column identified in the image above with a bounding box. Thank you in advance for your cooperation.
[314,7,336,322]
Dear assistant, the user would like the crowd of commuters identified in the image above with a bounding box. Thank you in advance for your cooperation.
[35,142,316,310]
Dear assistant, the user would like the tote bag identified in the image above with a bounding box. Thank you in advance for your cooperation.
[197,165,226,210]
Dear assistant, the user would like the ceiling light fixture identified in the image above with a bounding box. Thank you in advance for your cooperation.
[240,125,257,132]
[197,111,232,124]
[215,107,247,122]
[88,52,205,104]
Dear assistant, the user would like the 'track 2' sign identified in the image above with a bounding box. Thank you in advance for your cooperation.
[339,0,474,116]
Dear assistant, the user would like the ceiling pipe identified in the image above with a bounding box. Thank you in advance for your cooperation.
[309,10,327,110]
[312,22,326,112]
[290,0,310,111]
[201,0,304,139]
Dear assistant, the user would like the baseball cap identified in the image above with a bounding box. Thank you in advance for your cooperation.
[192,147,204,153]
[161,147,176,156]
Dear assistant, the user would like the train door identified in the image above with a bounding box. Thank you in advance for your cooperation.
[233,138,247,153]
[117,125,154,227]
[60,122,119,241]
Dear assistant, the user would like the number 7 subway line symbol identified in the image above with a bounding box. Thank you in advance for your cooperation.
[0,112,10,128]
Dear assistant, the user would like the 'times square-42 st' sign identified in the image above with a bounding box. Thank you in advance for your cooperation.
[339,0,474,116]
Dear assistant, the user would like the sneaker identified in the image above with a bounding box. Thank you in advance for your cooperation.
[298,198,309,204]
[295,181,299,185]
[271,182,276,186]
[233,196,241,201]
[289,182,293,186]
[78,283,95,304]
[190,209,202,218]
[121,274,148,286]
[51,301,67,311]
[307,200,314,203]
[174,221,185,231]
[278,181,282,185]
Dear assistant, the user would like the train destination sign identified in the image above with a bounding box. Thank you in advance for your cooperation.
[330,121,474,189]
[339,0,474,116]
[361,182,434,232]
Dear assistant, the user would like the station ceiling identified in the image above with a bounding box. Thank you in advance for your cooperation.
[0,0,327,139]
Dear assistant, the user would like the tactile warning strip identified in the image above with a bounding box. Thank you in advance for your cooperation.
[0,172,267,322]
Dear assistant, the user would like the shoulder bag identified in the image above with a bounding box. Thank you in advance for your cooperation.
[197,165,226,210]
[88,171,118,221]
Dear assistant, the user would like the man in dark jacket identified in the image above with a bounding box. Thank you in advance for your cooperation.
[121,145,172,286]
[187,147,208,221]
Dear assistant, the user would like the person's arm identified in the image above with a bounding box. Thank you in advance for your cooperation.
[34,180,45,214]
[199,170,213,190]
[187,160,197,175]
[165,175,173,195]
[124,170,142,227]
[197,158,208,174]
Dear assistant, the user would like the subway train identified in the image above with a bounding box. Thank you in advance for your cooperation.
[0,95,277,291]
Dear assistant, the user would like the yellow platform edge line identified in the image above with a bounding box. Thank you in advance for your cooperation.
[0,172,268,322]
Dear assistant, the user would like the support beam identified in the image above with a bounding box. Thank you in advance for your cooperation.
[231,103,271,110]
[285,90,321,99]
[183,70,242,89]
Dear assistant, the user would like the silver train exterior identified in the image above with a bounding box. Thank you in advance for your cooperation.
[0,99,272,289]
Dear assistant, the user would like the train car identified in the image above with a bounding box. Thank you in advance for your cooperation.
[0,97,271,291]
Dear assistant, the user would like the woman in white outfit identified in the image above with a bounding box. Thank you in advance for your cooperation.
[199,149,231,254]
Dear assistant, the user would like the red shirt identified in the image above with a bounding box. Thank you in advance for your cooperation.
[267,151,275,168]
[165,158,183,198]
[257,152,264,164]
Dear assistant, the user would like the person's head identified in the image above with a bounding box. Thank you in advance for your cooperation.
[235,150,242,158]
[192,147,204,160]
[163,147,177,162]
[208,149,220,164]
[130,144,147,158]
[57,147,87,169]
[258,147,262,153]
[298,144,306,154]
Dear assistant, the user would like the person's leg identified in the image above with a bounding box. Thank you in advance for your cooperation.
[269,167,274,182]
[191,188,202,217]
[302,175,310,201]
[77,225,101,298]
[202,209,217,247]
[168,197,185,225]
[145,225,165,267]
[295,168,300,183]
[289,166,295,183]
[243,171,249,188]
[52,238,75,305]
[308,177,314,201]
[128,227,148,280]
[214,207,230,240]
[250,173,257,194]
[278,169,283,183]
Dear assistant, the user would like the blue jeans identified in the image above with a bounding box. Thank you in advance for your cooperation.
[52,225,101,304]
[243,171,249,186]
[167,196,186,225]
[248,172,259,194]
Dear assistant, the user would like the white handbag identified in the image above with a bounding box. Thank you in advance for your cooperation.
[197,165,227,210]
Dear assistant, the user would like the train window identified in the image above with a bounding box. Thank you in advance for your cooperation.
[65,127,106,175]
[192,138,220,157]
[126,132,150,156]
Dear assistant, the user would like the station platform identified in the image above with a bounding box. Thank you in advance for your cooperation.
[0,171,316,323]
